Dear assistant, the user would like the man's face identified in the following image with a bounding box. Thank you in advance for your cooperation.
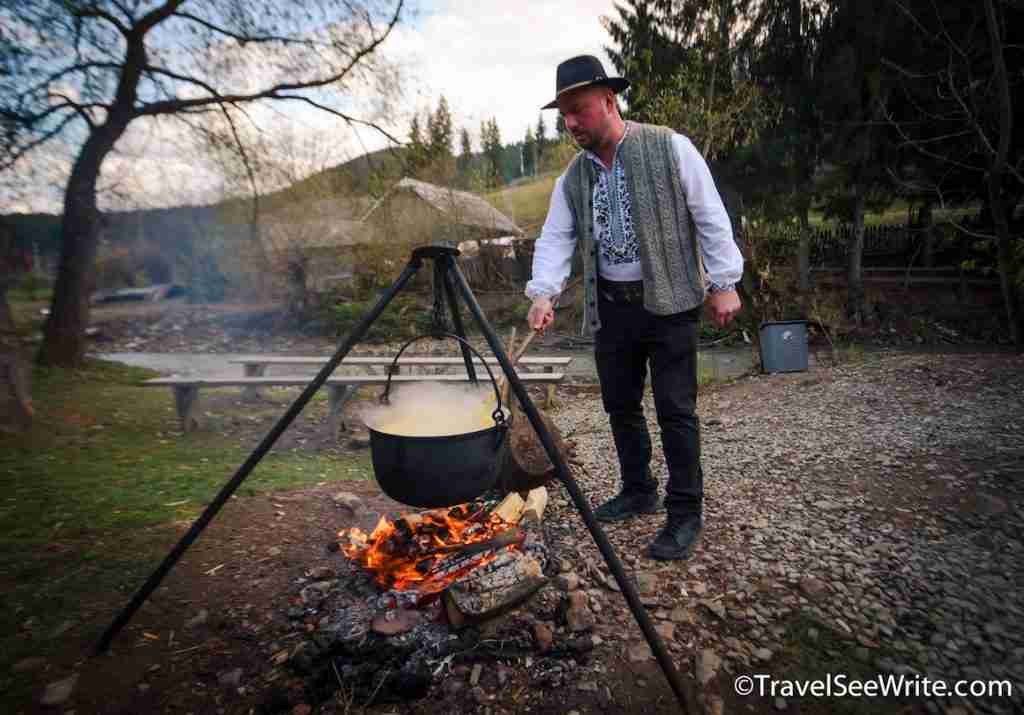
[556,86,614,151]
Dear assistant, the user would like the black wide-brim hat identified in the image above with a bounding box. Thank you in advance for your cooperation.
[541,55,629,110]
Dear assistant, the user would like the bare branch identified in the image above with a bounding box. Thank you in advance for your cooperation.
[134,0,404,117]
[0,112,79,173]
[272,94,404,146]
[47,92,99,129]
[172,11,326,48]
[72,4,130,36]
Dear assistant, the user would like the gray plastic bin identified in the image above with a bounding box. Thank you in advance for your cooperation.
[759,320,808,373]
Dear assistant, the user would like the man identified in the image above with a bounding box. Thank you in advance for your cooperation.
[526,55,743,561]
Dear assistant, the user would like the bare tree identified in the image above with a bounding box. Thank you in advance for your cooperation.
[0,0,405,366]
[883,0,1022,346]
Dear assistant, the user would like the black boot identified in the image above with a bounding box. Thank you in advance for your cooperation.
[593,490,659,523]
[646,514,703,560]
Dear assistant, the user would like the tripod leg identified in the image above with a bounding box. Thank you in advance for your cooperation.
[441,254,478,383]
[94,258,424,654]
[446,260,693,712]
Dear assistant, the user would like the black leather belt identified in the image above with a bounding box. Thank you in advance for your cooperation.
[598,278,644,304]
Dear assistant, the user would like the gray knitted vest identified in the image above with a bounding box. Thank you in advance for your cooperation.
[562,122,706,334]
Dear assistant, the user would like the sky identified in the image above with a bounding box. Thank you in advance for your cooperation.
[3,0,621,214]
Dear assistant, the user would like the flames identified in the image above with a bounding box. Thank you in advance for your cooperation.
[339,503,520,594]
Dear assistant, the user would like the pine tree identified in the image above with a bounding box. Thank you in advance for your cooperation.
[523,126,536,176]
[427,95,454,162]
[535,113,547,166]
[480,118,503,187]
[457,127,472,175]
[407,113,428,175]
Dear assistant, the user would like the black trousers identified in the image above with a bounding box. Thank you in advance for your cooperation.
[593,289,703,518]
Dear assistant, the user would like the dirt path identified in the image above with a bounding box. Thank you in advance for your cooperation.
[10,349,1022,715]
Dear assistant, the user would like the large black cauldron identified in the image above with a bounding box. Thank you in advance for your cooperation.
[366,334,508,508]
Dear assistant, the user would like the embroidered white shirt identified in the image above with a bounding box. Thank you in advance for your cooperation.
[526,130,744,299]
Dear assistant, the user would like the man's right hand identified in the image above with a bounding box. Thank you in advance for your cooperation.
[527,297,555,332]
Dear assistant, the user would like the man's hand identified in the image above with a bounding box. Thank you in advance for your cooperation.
[527,296,555,332]
[706,289,741,327]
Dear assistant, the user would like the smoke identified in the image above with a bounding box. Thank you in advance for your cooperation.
[359,381,502,436]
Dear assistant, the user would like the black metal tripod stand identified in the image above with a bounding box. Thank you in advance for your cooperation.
[95,246,692,711]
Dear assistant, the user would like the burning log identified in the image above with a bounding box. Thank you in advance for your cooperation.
[443,550,547,627]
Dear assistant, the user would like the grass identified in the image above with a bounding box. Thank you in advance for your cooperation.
[0,358,372,703]
[483,171,560,236]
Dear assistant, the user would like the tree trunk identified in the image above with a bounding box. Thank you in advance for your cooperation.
[989,177,1021,347]
[37,121,131,367]
[796,198,812,291]
[847,185,867,323]
[982,0,1021,349]
[919,200,935,268]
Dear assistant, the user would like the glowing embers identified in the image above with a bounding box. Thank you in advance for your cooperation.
[339,501,523,595]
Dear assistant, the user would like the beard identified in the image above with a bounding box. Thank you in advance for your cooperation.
[571,130,595,150]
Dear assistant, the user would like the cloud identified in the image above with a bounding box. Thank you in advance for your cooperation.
[1,1,622,212]
[383,0,617,148]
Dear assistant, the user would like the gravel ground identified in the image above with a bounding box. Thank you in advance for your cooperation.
[534,350,1024,714]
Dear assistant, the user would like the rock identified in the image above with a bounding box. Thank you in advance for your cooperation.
[774,696,788,710]
[669,607,691,623]
[566,604,595,633]
[854,647,871,663]
[567,590,588,610]
[799,576,828,600]
[443,679,465,696]
[332,491,364,513]
[706,696,725,715]
[628,642,653,662]
[636,572,658,594]
[704,600,727,619]
[971,493,1008,516]
[469,663,482,686]
[306,566,335,580]
[291,705,312,715]
[655,622,675,641]
[218,668,243,688]
[185,609,209,629]
[555,572,581,591]
[691,581,708,596]
[533,622,554,652]
[469,685,489,705]
[807,627,820,642]
[267,546,282,557]
[754,647,773,662]
[577,680,599,692]
[12,657,47,673]
[371,609,423,636]
[40,674,78,707]
[567,634,595,653]
[696,649,721,685]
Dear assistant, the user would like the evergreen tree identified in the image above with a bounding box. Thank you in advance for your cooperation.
[480,118,503,187]
[457,127,473,175]
[535,113,547,167]
[523,126,536,176]
[427,95,454,162]
[602,0,686,120]
[407,113,428,175]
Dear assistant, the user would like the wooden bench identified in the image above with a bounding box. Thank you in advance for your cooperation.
[229,355,573,406]
[142,371,567,435]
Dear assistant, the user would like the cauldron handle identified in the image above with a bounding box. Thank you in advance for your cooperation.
[379,332,506,426]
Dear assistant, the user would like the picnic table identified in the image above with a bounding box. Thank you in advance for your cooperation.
[142,354,572,435]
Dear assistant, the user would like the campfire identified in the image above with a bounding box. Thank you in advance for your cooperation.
[340,503,524,595]
[338,488,548,625]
